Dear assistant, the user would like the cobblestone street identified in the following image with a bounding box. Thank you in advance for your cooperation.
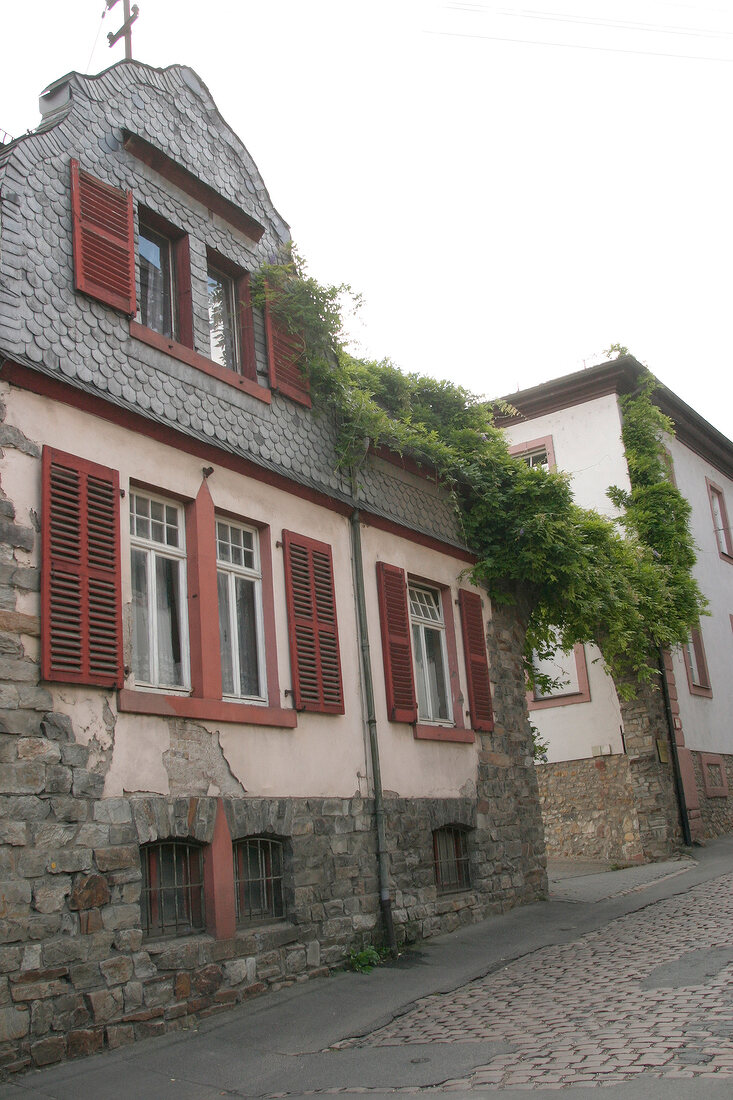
[332,872,733,1091]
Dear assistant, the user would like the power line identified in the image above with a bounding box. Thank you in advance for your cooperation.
[428,26,733,62]
[445,3,733,42]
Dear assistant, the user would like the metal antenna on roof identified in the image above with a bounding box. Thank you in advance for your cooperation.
[106,0,139,61]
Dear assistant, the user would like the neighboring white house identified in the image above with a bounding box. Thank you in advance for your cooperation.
[501,358,733,862]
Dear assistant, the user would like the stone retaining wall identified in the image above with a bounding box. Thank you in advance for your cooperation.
[536,755,643,863]
[691,751,733,839]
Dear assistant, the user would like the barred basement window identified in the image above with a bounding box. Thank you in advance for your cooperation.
[433,826,471,893]
[234,837,284,924]
[141,841,205,937]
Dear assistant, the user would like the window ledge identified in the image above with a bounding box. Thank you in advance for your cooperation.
[719,551,733,565]
[118,688,297,727]
[528,689,591,711]
[413,724,475,743]
[130,322,271,404]
[688,684,713,699]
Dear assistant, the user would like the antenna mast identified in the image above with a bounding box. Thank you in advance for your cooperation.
[106,0,139,61]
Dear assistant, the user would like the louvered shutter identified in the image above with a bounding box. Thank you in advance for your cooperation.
[458,589,493,731]
[70,159,136,315]
[282,531,344,713]
[376,562,417,723]
[265,298,311,407]
[41,448,123,688]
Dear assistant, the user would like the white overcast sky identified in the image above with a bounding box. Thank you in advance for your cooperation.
[2,0,733,440]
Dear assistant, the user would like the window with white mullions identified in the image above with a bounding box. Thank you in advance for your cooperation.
[129,492,189,689]
[216,519,266,701]
[409,584,450,723]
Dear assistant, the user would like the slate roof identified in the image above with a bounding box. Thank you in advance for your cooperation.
[0,61,464,549]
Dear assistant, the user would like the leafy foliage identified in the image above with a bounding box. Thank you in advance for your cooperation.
[255,251,705,690]
[348,945,390,973]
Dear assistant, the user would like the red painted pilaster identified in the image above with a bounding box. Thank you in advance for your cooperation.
[186,479,222,701]
[203,798,236,940]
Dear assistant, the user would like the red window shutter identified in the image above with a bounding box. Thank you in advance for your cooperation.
[41,448,123,688]
[265,297,311,408]
[70,159,136,316]
[376,562,417,723]
[458,589,493,732]
[282,530,343,713]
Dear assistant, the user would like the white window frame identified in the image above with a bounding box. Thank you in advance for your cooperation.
[408,582,452,725]
[207,263,240,372]
[216,518,267,703]
[129,491,190,692]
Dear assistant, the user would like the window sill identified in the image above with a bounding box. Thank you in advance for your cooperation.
[130,322,271,404]
[718,550,733,565]
[528,689,591,711]
[413,724,475,743]
[688,684,713,699]
[118,688,297,727]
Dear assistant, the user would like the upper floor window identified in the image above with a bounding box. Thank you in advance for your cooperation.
[707,480,733,561]
[683,626,712,697]
[207,262,240,371]
[508,435,556,473]
[139,222,175,338]
[216,519,265,701]
[409,584,450,723]
[129,492,189,690]
[523,448,549,470]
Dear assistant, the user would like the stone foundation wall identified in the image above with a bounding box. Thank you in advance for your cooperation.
[0,702,545,1074]
[691,751,733,839]
[536,756,643,863]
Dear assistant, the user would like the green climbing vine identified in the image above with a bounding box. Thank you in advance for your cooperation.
[253,251,706,692]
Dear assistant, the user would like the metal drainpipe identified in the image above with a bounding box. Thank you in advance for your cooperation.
[657,645,692,847]
[349,506,397,954]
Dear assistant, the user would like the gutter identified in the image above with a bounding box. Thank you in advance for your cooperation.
[349,505,397,954]
[658,646,692,847]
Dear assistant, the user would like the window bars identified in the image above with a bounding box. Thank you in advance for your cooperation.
[234,837,284,924]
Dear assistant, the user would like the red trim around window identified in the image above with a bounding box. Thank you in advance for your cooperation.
[700,753,729,798]
[71,160,136,316]
[508,434,557,471]
[682,626,713,698]
[137,207,194,350]
[706,478,733,563]
[129,322,271,403]
[528,643,591,711]
[41,447,123,688]
[120,480,292,726]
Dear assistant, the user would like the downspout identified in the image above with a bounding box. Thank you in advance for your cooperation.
[657,645,692,847]
[349,505,397,954]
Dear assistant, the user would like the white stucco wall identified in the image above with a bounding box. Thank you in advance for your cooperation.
[504,392,631,517]
[531,644,624,764]
[504,395,630,763]
[504,391,733,764]
[4,384,485,801]
[665,435,733,754]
